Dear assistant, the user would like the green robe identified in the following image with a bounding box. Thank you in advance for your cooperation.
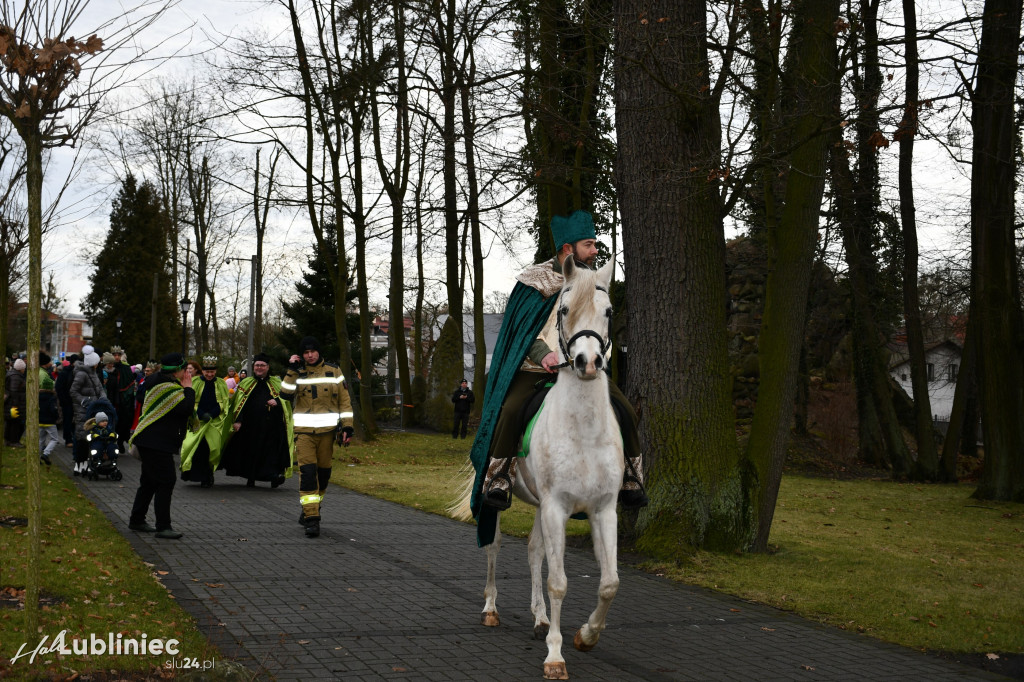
[470,278,558,546]
[180,377,231,474]
[220,375,296,478]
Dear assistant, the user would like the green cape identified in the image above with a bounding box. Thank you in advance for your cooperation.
[470,280,557,546]
[180,377,231,473]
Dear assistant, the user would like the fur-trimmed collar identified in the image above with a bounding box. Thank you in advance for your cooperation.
[516,259,563,298]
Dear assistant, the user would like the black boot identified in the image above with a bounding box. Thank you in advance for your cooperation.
[618,455,649,509]
[481,457,516,511]
[304,516,321,538]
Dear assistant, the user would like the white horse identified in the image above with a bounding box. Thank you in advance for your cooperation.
[452,257,624,680]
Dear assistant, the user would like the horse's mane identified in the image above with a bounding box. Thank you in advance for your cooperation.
[561,266,604,330]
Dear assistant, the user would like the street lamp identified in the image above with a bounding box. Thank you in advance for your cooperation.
[115,316,123,342]
[179,297,191,357]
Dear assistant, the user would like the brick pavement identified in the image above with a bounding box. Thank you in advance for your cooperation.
[59,451,1006,681]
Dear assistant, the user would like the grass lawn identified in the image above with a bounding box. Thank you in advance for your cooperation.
[334,430,1024,657]
[0,455,213,682]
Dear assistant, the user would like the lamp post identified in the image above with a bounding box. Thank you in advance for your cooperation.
[226,255,257,372]
[115,316,123,342]
[179,297,191,357]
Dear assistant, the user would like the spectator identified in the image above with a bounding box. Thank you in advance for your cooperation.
[55,355,78,447]
[38,352,60,465]
[451,379,475,439]
[4,357,27,447]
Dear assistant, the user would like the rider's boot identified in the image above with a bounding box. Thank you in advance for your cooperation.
[481,456,517,511]
[618,454,649,509]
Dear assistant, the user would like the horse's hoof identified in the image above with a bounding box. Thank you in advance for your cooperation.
[481,611,500,627]
[543,661,568,680]
[533,622,549,640]
[573,629,596,652]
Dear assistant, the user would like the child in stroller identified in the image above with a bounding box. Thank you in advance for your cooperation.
[85,411,123,481]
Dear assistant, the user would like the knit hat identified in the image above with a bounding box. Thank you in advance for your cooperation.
[550,210,596,252]
[160,352,185,371]
[227,366,236,373]
[39,351,51,366]
[13,358,25,371]
[299,336,320,353]
[94,412,109,423]
[67,354,80,364]
[101,352,116,365]
[84,352,100,368]
[82,344,95,355]
[253,353,271,365]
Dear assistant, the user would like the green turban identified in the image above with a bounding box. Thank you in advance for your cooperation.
[550,211,596,252]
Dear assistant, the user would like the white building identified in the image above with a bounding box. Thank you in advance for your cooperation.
[888,339,962,421]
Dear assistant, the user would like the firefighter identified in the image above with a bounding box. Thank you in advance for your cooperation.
[281,336,354,538]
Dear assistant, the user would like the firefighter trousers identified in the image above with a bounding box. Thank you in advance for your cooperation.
[296,432,334,520]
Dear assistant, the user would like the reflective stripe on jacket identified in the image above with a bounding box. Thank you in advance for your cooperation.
[281,359,354,435]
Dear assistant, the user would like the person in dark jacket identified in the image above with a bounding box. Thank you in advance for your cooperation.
[55,356,77,446]
[106,346,136,450]
[70,352,105,474]
[38,352,61,465]
[4,357,27,447]
[127,353,195,540]
[450,379,475,439]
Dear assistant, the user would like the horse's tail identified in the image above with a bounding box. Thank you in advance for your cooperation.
[448,460,476,522]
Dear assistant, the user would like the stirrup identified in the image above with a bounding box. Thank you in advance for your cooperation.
[482,473,513,511]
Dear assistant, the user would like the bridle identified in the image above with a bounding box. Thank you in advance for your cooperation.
[552,284,613,371]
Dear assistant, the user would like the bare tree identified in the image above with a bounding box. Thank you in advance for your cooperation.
[0,0,172,633]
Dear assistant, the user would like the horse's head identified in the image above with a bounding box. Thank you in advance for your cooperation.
[557,258,615,380]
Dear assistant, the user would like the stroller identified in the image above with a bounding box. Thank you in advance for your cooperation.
[83,399,123,482]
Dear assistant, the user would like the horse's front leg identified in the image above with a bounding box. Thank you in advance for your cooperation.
[539,500,570,680]
[481,513,501,627]
[529,509,549,640]
[574,504,619,651]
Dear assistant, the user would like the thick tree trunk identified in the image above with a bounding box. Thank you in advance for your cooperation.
[616,0,750,554]
[939,312,977,481]
[460,71,487,416]
[898,0,939,480]
[745,0,840,553]
[970,0,1024,501]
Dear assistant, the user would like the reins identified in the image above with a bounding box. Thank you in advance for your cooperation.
[552,284,612,370]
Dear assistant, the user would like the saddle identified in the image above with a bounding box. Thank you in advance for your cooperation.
[516,377,626,458]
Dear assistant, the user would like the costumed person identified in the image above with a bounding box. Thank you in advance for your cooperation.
[220,353,295,487]
[470,211,648,546]
[179,355,230,488]
[128,353,195,539]
[69,351,104,474]
[38,352,60,465]
[281,336,354,538]
[451,379,475,439]
[4,357,26,447]
[107,346,136,449]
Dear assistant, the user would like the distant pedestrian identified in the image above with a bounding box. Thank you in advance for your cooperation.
[224,366,239,394]
[127,353,195,540]
[38,352,60,465]
[107,346,135,449]
[70,352,104,475]
[4,357,26,447]
[451,379,475,439]
[180,355,230,488]
[55,355,77,446]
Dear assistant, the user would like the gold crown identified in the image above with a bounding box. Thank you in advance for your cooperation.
[201,355,219,369]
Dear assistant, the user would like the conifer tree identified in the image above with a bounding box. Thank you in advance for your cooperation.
[83,174,178,361]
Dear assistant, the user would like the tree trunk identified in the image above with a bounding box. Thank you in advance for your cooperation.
[440,0,462,331]
[616,0,750,555]
[939,311,977,481]
[970,0,1024,501]
[745,0,840,552]
[460,66,487,416]
[898,0,939,480]
[24,129,43,635]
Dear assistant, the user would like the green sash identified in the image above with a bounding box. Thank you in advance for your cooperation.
[129,382,186,446]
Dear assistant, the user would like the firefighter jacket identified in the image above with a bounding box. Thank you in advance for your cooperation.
[280,358,354,435]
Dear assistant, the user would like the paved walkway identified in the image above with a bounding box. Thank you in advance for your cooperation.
[59,451,1005,681]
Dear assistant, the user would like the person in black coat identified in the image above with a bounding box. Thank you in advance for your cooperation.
[127,353,195,540]
[450,379,475,439]
[55,356,77,446]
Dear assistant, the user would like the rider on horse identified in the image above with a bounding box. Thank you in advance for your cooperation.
[472,210,648,545]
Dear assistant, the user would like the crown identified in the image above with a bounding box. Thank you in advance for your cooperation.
[201,355,219,369]
[110,345,124,354]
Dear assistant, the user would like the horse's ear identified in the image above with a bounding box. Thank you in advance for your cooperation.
[597,259,614,289]
[563,255,577,281]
